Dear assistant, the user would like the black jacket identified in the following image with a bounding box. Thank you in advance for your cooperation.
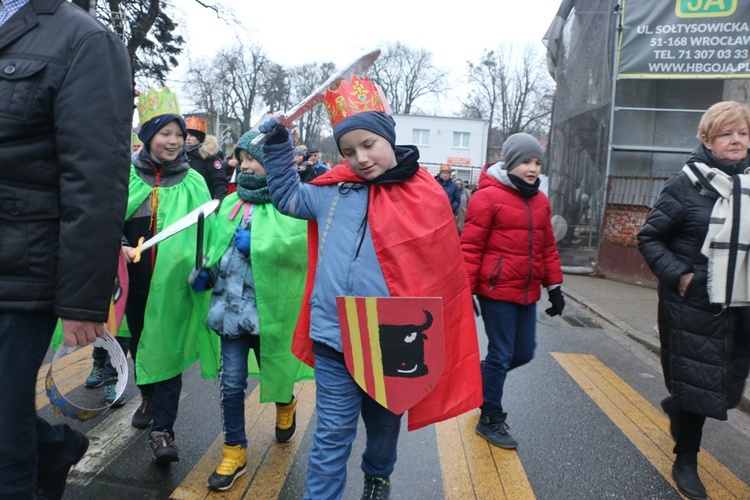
[637,144,750,420]
[186,136,228,200]
[0,0,133,321]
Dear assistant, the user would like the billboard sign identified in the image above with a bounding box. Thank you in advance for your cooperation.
[618,0,750,78]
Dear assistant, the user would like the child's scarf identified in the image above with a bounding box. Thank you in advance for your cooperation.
[236,172,271,205]
[683,162,750,305]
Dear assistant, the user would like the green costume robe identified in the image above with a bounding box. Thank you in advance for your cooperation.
[204,193,313,403]
[127,167,220,384]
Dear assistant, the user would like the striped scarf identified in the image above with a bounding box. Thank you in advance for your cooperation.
[683,162,750,305]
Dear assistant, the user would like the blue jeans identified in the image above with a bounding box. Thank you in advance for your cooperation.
[478,298,537,416]
[219,335,262,448]
[0,312,83,498]
[304,342,402,500]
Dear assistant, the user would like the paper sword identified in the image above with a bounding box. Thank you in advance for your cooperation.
[251,48,381,146]
[132,199,220,263]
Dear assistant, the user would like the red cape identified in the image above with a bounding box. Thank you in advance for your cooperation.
[292,163,482,431]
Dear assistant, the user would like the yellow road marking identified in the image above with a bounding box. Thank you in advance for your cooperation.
[35,344,95,410]
[436,409,535,499]
[171,380,316,499]
[552,352,750,499]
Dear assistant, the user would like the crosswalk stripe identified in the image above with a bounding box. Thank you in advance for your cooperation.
[67,398,147,486]
[171,380,316,499]
[436,409,535,499]
[35,344,95,410]
[552,352,750,498]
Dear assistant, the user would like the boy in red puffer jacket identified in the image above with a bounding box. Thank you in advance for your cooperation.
[460,132,564,450]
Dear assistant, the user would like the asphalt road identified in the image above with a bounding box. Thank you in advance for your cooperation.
[38,297,750,499]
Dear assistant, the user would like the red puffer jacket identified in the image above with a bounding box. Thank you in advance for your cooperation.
[460,166,562,305]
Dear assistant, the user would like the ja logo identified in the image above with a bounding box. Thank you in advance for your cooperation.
[676,0,737,18]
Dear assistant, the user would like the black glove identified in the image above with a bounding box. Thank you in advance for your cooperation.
[545,286,565,317]
[258,116,290,146]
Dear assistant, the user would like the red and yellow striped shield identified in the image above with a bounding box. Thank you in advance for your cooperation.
[337,296,444,415]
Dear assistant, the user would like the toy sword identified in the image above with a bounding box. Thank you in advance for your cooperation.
[132,199,220,263]
[251,48,381,146]
[187,211,209,285]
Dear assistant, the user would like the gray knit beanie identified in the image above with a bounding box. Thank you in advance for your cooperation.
[502,133,543,172]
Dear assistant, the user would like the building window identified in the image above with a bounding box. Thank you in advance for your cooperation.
[453,132,470,148]
[413,129,430,146]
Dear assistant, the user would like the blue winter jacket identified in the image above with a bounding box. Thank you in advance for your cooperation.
[263,140,393,353]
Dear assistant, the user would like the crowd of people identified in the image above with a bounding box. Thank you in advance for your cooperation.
[1,3,748,500]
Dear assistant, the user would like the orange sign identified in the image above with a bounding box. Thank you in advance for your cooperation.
[447,157,471,165]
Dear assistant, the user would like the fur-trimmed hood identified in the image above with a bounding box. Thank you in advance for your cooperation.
[199,134,220,159]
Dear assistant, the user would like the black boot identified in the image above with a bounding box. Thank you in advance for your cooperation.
[672,453,706,500]
[475,413,518,449]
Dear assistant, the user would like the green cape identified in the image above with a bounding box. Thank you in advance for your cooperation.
[126,167,220,384]
[205,194,313,403]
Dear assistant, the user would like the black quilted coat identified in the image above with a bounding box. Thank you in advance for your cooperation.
[0,0,132,321]
[637,144,750,420]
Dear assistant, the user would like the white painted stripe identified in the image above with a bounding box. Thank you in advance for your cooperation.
[67,397,148,486]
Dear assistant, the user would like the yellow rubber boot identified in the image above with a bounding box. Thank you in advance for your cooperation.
[207,443,247,491]
[275,397,297,443]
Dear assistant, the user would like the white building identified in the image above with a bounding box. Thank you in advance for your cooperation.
[392,114,489,185]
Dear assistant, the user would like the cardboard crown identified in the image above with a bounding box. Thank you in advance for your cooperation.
[185,116,207,133]
[136,86,180,126]
[323,76,387,127]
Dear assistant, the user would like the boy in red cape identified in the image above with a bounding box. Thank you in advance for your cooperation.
[259,76,481,500]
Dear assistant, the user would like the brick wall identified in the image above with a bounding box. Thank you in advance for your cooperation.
[601,204,650,247]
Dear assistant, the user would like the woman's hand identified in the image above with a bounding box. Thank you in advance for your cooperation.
[678,272,694,297]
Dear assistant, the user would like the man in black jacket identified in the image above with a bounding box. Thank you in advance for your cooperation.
[0,0,132,498]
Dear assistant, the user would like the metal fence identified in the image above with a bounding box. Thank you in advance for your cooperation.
[606,175,669,208]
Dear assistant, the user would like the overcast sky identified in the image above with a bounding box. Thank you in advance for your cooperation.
[168,0,563,116]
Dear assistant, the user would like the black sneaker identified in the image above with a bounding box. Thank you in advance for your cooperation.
[149,430,180,465]
[475,413,518,449]
[37,429,89,499]
[131,395,152,429]
[85,361,105,388]
[361,475,391,500]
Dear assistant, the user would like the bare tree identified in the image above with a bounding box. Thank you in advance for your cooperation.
[183,43,270,137]
[287,62,336,147]
[464,44,555,158]
[370,42,449,115]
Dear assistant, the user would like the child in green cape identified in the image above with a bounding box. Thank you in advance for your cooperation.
[191,130,312,492]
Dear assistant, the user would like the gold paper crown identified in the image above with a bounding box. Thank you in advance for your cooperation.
[136,86,180,126]
[323,76,386,127]
[185,116,207,133]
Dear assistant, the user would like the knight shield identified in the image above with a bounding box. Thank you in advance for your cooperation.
[336,296,445,415]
